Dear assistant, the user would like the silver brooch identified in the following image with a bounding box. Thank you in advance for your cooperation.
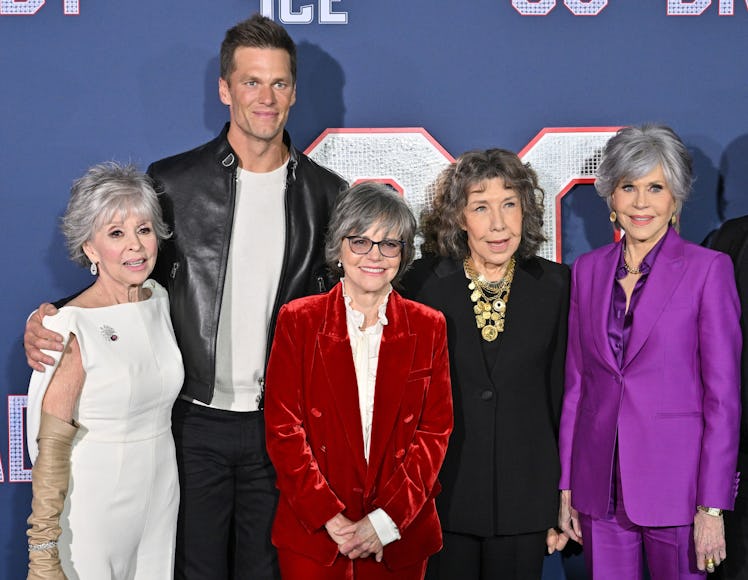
[99,325,119,342]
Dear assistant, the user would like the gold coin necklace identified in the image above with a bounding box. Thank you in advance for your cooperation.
[464,256,516,342]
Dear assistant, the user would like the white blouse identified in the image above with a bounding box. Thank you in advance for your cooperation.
[341,279,401,546]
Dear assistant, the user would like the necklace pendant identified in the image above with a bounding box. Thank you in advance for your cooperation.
[481,325,499,342]
[465,255,514,343]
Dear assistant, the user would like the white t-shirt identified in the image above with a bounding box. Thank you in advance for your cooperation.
[207,162,287,412]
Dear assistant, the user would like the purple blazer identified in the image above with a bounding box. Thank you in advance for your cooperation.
[559,228,742,527]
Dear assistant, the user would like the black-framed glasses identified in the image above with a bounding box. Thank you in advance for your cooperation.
[345,236,405,258]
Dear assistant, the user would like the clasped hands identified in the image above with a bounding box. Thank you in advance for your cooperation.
[325,513,384,562]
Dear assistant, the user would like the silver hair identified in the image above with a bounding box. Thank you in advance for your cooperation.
[325,181,417,284]
[62,162,170,267]
[595,124,693,214]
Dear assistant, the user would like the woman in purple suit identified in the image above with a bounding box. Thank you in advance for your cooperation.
[558,124,741,579]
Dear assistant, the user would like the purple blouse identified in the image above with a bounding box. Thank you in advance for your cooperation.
[607,228,671,369]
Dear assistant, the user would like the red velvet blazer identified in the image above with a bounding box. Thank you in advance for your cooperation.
[264,282,453,570]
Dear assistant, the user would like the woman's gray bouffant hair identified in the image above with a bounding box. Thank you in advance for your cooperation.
[420,148,546,261]
[595,124,693,215]
[62,162,170,267]
[325,181,417,284]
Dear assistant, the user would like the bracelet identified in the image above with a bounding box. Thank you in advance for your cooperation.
[28,541,57,552]
[697,505,724,517]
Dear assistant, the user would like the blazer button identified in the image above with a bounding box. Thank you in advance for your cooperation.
[403,414,414,424]
[311,408,322,418]
[481,390,494,401]
[319,444,327,453]
[395,449,405,459]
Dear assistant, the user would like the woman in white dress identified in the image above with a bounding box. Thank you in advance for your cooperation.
[25,162,184,580]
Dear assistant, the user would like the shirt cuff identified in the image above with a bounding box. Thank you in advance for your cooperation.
[368,508,401,547]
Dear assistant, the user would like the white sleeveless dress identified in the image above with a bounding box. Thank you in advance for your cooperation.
[26,280,184,580]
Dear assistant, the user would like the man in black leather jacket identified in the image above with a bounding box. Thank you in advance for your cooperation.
[25,14,346,580]
[149,16,346,580]
[148,124,343,409]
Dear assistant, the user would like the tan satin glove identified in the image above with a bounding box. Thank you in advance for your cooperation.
[27,412,78,580]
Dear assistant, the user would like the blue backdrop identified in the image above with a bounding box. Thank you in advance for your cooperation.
[2,1,747,577]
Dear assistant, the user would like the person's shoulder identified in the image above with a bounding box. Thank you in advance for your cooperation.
[681,236,731,265]
[714,216,748,241]
[143,279,168,299]
[401,256,442,301]
[281,288,331,316]
[571,242,617,270]
[704,216,748,260]
[401,255,460,295]
[402,255,440,282]
[148,128,229,177]
[396,290,446,326]
[41,306,76,335]
[291,146,348,189]
[520,255,570,282]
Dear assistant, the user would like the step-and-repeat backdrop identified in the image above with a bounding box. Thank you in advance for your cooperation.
[2,1,747,577]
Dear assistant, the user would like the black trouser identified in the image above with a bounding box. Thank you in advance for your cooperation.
[172,398,280,580]
[426,529,547,580]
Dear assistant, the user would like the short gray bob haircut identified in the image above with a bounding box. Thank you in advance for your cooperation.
[325,181,417,284]
[595,124,693,214]
[62,162,171,267]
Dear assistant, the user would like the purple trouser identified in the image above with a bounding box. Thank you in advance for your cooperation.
[579,456,705,580]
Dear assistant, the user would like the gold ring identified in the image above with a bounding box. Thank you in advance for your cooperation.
[706,558,716,573]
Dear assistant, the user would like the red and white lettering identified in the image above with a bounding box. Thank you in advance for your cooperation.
[1,0,44,15]
[518,127,620,262]
[260,0,347,24]
[667,0,711,16]
[512,0,557,16]
[306,128,454,232]
[306,126,620,263]
[0,0,78,15]
[564,0,608,16]
[64,0,78,15]
[718,0,748,14]
[8,395,30,483]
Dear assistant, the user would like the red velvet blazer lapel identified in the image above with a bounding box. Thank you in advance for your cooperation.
[315,287,421,487]
[316,284,368,481]
[366,292,416,488]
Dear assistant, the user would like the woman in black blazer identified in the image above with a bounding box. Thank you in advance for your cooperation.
[402,149,570,579]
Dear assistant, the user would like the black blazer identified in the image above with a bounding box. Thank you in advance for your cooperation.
[708,216,748,443]
[401,255,569,536]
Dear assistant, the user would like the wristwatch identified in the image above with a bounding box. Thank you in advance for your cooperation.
[697,505,724,517]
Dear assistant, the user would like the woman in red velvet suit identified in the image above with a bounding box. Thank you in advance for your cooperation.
[558,125,742,579]
[264,182,453,579]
